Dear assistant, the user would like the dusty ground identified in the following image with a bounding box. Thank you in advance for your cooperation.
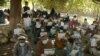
[0,42,14,56]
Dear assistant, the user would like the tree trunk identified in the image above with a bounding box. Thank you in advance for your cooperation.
[10,0,22,29]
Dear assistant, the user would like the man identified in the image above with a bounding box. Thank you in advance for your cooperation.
[69,15,78,28]
[82,18,89,29]
[89,34,99,56]
[55,30,66,56]
[64,14,70,23]
[49,27,56,38]
[70,42,82,56]
[46,19,53,32]
[13,36,32,56]
[71,28,81,40]
[23,1,30,12]
[13,24,24,42]
[36,35,53,56]
[23,14,31,29]
[22,1,30,18]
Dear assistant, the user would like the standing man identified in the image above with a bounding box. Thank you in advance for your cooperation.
[23,1,30,12]
[22,1,30,18]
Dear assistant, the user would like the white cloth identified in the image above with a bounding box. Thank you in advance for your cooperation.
[63,24,68,30]
[44,19,48,23]
[44,48,55,55]
[42,39,49,45]
[72,32,81,38]
[19,43,25,47]
[81,29,86,35]
[53,19,58,23]
[40,32,47,36]
[93,34,100,41]
[82,21,89,29]
[58,33,66,39]
[36,22,41,28]
[70,50,79,56]
[14,28,22,35]
[23,17,31,27]
[89,25,95,30]
[50,29,56,34]
[90,38,97,47]
[47,22,53,26]
[60,22,64,27]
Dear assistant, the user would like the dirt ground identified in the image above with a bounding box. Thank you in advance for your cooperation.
[0,42,14,56]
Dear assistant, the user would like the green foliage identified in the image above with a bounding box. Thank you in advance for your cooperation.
[33,0,100,14]
[1,0,100,15]
[93,0,100,3]
[37,0,68,10]
[0,0,6,6]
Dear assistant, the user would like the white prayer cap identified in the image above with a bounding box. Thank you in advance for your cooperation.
[52,27,55,29]
[43,15,46,18]
[41,29,45,32]
[18,36,26,40]
[17,23,21,27]
[40,32,47,37]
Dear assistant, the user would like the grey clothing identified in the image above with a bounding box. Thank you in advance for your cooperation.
[13,42,32,56]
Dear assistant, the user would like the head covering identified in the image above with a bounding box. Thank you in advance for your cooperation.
[18,36,26,40]
[40,33,48,40]
[17,23,21,26]
[41,28,45,32]
[40,32,47,37]
[16,23,21,27]
[52,27,55,29]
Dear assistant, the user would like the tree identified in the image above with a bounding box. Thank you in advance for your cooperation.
[9,0,22,29]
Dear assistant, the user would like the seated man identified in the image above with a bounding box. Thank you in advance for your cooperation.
[36,35,53,56]
[13,36,33,56]
[55,30,66,56]
[13,24,25,41]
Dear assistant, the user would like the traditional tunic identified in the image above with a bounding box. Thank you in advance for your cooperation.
[36,40,53,56]
[23,17,31,28]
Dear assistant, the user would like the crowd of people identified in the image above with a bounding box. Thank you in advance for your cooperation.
[0,1,100,56]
